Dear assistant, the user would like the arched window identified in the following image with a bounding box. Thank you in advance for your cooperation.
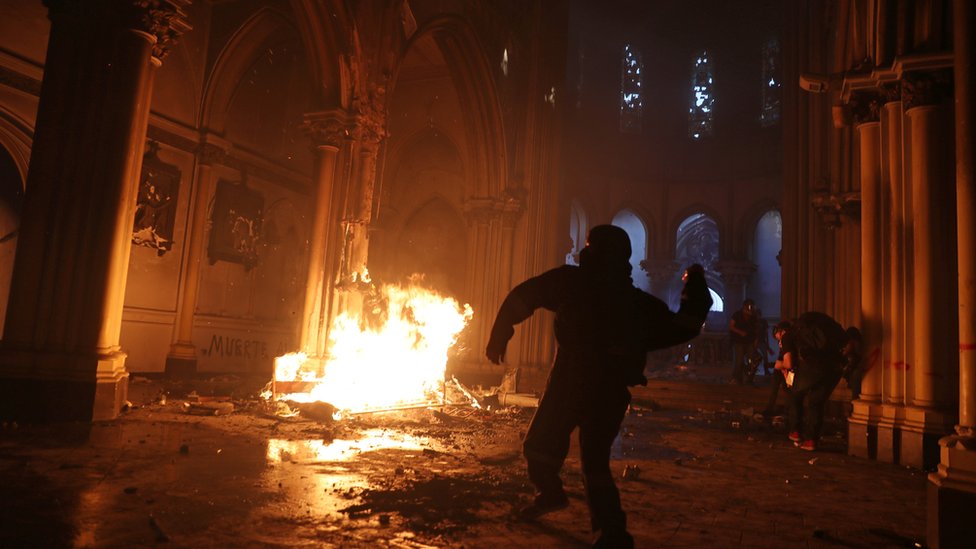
[620,44,643,133]
[760,38,781,127]
[689,50,714,140]
[611,209,650,293]
[748,210,782,317]
[0,144,24,335]
[675,213,722,312]
[567,200,587,265]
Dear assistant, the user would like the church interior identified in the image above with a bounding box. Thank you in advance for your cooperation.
[0,0,973,546]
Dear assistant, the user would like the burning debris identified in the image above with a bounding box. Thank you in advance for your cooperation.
[268,277,473,416]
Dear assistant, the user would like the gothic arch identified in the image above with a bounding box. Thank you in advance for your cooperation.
[0,107,32,184]
[611,208,652,292]
[0,118,28,336]
[200,7,322,133]
[289,0,352,108]
[392,196,468,298]
[390,16,507,198]
[382,127,466,209]
[666,211,725,313]
[610,202,656,254]
[666,203,726,257]
[737,198,780,258]
[566,199,588,265]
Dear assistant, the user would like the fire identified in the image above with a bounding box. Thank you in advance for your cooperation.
[272,280,473,414]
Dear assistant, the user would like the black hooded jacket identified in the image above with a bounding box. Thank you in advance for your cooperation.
[487,257,712,386]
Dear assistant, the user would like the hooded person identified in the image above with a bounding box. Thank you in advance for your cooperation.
[485,224,712,548]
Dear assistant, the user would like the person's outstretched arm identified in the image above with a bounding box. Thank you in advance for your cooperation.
[485,266,570,364]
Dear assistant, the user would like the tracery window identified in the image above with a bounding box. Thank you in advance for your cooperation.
[760,38,781,127]
[688,50,714,139]
[620,44,642,133]
[675,213,722,311]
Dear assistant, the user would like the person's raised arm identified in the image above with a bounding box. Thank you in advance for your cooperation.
[485,267,567,364]
[645,264,713,351]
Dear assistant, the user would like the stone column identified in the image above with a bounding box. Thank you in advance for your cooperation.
[461,194,524,369]
[299,112,350,357]
[716,259,755,322]
[903,71,958,469]
[317,133,356,357]
[334,91,386,323]
[164,141,222,378]
[0,0,190,421]
[906,73,957,409]
[954,0,976,449]
[928,1,976,545]
[849,91,884,460]
[882,91,908,407]
[462,200,498,367]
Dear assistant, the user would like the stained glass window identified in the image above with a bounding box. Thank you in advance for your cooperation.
[760,38,781,127]
[620,44,642,133]
[689,50,714,139]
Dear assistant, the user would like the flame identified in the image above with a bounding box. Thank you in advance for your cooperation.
[273,280,473,414]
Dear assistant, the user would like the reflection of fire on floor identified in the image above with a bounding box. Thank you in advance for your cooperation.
[258,399,537,541]
[258,406,534,537]
[1,374,926,548]
[126,373,541,541]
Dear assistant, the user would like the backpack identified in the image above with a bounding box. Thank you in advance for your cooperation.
[791,312,848,367]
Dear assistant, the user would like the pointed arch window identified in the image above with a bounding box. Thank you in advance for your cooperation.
[688,50,714,140]
[620,44,643,133]
[611,210,650,293]
[566,200,587,265]
[748,210,782,316]
[760,38,781,127]
[675,213,722,312]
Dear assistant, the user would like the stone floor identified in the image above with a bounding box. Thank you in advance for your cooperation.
[0,368,928,548]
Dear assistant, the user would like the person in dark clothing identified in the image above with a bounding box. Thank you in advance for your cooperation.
[782,311,850,451]
[485,224,713,548]
[729,299,760,384]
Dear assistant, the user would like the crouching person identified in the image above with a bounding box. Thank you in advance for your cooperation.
[782,311,849,451]
[485,224,712,548]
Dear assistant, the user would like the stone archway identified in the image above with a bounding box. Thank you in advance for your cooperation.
[394,199,467,299]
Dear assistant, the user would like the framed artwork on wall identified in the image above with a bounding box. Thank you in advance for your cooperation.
[132,141,181,255]
[208,178,264,270]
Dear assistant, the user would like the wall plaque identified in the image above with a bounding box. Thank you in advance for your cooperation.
[132,141,180,255]
[208,179,264,270]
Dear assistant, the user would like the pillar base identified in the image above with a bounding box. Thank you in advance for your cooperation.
[848,399,882,460]
[93,353,129,421]
[0,348,128,422]
[927,435,976,548]
[849,400,956,468]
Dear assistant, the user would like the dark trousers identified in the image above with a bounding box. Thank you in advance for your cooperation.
[788,369,843,442]
[523,362,631,534]
[764,370,789,416]
[731,341,752,383]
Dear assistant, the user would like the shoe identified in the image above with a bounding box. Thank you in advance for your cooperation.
[517,492,569,521]
[798,440,816,451]
[593,530,634,548]
[788,431,801,442]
